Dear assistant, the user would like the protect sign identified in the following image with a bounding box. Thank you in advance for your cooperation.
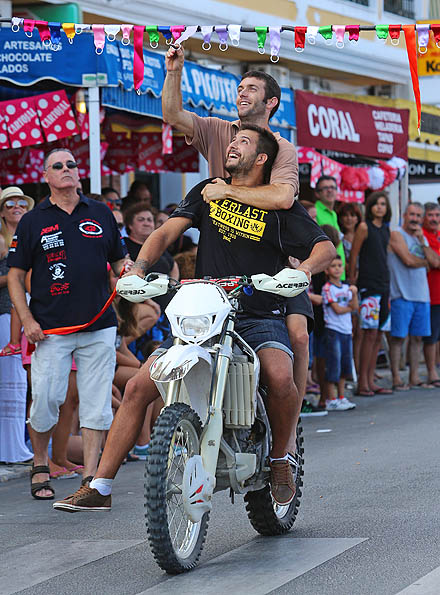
[295,90,409,160]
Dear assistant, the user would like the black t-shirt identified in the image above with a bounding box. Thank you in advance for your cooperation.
[358,220,390,294]
[124,236,175,310]
[8,194,126,331]
[170,178,329,317]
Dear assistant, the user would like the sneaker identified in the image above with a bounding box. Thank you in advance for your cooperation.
[326,398,351,411]
[131,444,150,460]
[269,459,296,506]
[300,400,328,417]
[339,397,356,410]
[53,485,111,513]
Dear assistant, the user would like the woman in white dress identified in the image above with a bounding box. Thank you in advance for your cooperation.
[0,187,34,463]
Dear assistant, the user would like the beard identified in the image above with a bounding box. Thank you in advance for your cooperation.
[237,99,267,122]
[225,152,257,177]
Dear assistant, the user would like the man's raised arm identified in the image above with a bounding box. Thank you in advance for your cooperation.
[162,46,194,138]
[129,216,192,277]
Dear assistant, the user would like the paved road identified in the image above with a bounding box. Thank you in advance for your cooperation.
[2,386,440,595]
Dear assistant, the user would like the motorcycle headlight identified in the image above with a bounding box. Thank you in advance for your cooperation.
[180,316,211,337]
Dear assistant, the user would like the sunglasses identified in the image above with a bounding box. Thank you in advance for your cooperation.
[4,199,28,209]
[48,160,78,170]
[316,186,337,192]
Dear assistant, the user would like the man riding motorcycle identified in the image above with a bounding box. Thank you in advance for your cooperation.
[53,124,335,512]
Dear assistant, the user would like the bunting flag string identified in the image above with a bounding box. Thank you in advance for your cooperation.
[3,18,439,133]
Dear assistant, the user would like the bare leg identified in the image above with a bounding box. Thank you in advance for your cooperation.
[423,342,440,383]
[358,329,378,392]
[286,314,309,401]
[258,348,299,459]
[327,381,337,401]
[337,377,345,398]
[136,397,164,446]
[408,335,425,386]
[390,336,405,387]
[368,332,383,391]
[95,356,160,479]
[28,425,55,498]
[81,428,104,478]
[51,371,79,469]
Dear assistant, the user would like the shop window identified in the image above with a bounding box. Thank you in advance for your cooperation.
[384,0,415,19]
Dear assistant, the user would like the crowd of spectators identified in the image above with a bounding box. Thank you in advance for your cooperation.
[1,172,440,495]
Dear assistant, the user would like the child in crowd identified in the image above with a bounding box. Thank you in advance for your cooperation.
[322,256,358,411]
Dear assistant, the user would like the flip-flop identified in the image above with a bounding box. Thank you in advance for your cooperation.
[50,468,78,479]
[428,380,440,388]
[67,465,84,472]
[410,382,435,390]
[393,384,410,391]
[374,387,393,395]
[356,390,374,397]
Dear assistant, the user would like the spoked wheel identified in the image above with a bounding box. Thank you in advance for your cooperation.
[244,422,304,536]
[145,403,209,574]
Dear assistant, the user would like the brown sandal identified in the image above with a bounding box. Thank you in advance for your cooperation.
[30,465,55,500]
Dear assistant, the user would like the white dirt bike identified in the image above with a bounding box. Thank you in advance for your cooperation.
[117,268,309,574]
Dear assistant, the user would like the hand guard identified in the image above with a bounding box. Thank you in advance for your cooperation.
[116,273,169,303]
[251,268,310,298]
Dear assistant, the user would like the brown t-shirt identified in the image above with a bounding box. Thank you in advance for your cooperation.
[186,114,298,195]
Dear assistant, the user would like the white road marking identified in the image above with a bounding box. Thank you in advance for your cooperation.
[1,539,143,595]
[138,536,366,595]
[396,565,440,594]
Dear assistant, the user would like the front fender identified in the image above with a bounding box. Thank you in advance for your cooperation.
[150,344,212,382]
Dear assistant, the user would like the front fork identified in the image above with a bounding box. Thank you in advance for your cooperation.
[199,319,234,480]
[162,324,233,481]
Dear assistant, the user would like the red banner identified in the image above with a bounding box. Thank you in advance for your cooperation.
[35,91,78,142]
[103,132,136,174]
[0,97,44,149]
[135,132,199,173]
[295,91,409,160]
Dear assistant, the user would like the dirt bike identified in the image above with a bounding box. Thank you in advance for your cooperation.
[116,268,309,574]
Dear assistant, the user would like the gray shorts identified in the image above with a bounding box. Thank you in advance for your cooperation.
[30,327,116,432]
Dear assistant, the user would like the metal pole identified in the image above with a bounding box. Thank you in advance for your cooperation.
[87,86,101,194]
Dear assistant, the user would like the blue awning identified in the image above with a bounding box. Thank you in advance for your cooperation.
[0,28,295,134]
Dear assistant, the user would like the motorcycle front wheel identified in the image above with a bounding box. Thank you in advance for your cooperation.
[244,421,304,536]
[145,402,209,574]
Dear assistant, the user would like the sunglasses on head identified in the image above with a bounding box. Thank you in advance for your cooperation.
[49,160,78,170]
[4,199,28,209]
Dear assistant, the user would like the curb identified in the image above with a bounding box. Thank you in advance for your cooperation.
[0,464,32,483]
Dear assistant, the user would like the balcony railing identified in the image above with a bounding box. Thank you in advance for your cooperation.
[345,0,369,5]
[384,0,415,19]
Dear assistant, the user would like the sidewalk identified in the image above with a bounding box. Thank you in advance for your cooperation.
[0,462,32,483]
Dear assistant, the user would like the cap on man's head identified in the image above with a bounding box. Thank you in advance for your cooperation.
[0,186,34,211]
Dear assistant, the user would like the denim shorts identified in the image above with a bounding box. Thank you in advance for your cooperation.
[152,315,293,360]
[390,298,431,338]
[423,304,440,344]
[324,328,353,383]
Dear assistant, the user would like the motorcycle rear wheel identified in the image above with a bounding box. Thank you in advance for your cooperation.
[145,402,209,574]
[244,422,304,536]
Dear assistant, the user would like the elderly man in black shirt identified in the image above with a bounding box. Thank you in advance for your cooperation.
[8,149,127,500]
